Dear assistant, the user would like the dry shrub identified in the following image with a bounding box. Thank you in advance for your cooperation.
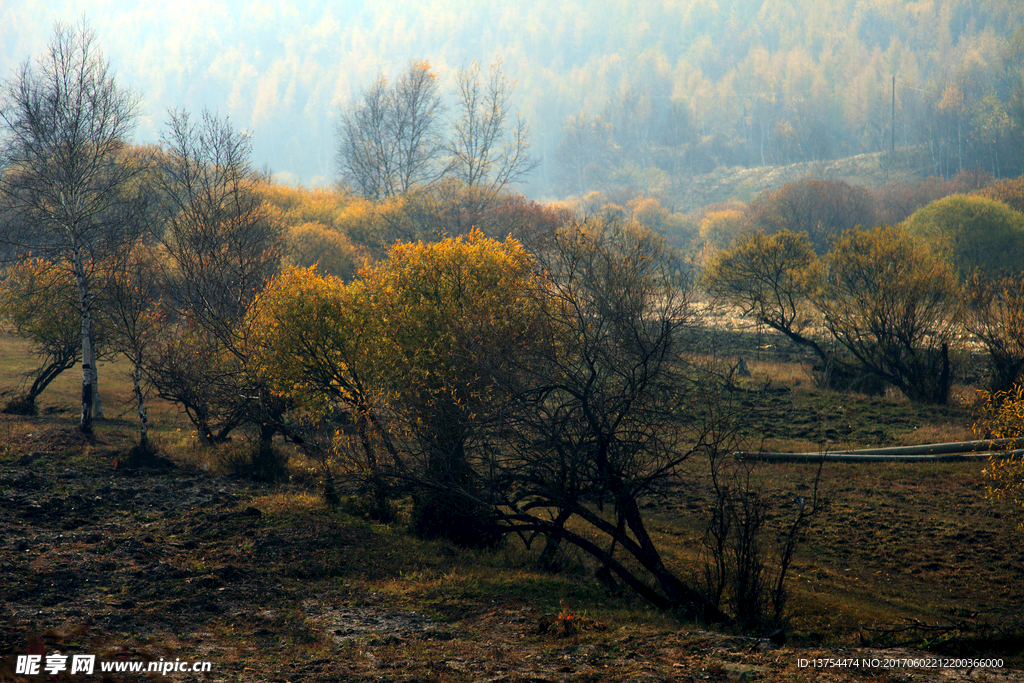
[213,440,290,483]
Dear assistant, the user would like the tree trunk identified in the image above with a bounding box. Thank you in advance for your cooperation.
[618,495,725,622]
[132,362,148,447]
[27,353,79,403]
[537,508,573,569]
[76,260,95,434]
[91,361,104,418]
[80,322,94,433]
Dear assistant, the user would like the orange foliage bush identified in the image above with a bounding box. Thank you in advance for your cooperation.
[747,179,877,253]
[874,169,996,224]
[973,176,1024,214]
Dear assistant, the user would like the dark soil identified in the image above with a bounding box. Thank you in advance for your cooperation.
[1,419,1022,682]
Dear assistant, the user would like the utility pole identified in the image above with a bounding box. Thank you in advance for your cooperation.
[891,75,896,154]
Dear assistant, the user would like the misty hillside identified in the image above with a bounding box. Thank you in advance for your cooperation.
[662,149,932,212]
[2,0,1021,195]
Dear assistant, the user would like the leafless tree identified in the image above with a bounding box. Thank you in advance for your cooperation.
[391,62,448,193]
[151,108,285,443]
[448,59,539,194]
[337,75,397,200]
[337,61,447,200]
[458,219,741,619]
[103,244,162,447]
[337,59,537,205]
[159,109,282,338]
[0,20,147,433]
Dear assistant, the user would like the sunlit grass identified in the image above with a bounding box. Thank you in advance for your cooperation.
[247,490,325,516]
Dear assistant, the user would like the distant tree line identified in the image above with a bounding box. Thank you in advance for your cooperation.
[552,21,1024,201]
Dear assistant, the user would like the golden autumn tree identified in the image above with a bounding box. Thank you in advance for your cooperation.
[704,229,828,366]
[250,231,544,541]
[0,258,84,414]
[360,230,543,543]
[249,266,394,508]
[697,208,752,258]
[973,176,1024,214]
[256,181,367,279]
[974,386,1024,530]
[254,220,804,622]
[815,225,961,404]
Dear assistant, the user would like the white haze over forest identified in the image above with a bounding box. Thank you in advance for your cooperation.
[2,1,1022,195]
[1,0,614,191]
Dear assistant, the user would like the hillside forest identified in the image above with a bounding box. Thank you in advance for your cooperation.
[2,0,1023,193]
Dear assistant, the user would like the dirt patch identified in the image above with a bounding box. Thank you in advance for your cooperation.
[303,600,436,645]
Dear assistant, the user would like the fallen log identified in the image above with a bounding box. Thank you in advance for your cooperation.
[735,438,1024,462]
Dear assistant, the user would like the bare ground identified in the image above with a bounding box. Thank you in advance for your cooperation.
[0,420,1022,682]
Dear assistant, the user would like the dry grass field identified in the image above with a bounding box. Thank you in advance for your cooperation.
[0,325,1021,682]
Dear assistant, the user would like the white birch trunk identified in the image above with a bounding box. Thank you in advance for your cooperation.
[80,305,94,433]
[91,360,103,418]
[133,361,148,446]
[74,246,95,433]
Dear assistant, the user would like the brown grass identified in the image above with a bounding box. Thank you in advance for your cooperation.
[0,327,1021,680]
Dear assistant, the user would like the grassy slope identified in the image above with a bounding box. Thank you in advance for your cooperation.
[669,147,934,209]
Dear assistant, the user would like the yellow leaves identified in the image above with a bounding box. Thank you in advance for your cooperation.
[248,228,545,424]
[0,257,79,340]
[410,59,437,80]
[937,84,965,114]
[283,222,365,280]
[255,182,352,228]
[698,209,751,259]
[249,267,355,381]
[977,385,1024,441]
[627,196,670,230]
[367,229,535,313]
[975,385,1024,529]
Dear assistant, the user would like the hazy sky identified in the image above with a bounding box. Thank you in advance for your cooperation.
[0,1,557,188]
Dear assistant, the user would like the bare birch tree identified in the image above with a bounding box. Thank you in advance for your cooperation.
[0,21,146,433]
[150,108,285,444]
[338,59,537,204]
